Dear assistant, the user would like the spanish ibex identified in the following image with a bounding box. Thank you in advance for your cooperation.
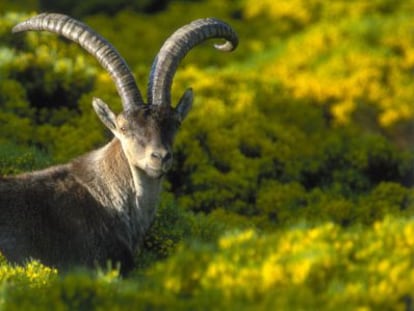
[0,13,238,273]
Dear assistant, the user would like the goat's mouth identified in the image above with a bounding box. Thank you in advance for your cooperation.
[144,165,167,178]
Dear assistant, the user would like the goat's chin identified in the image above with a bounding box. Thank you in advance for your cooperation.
[144,166,166,179]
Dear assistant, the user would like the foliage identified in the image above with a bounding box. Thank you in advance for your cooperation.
[0,142,51,175]
[2,217,414,310]
[146,217,414,310]
[0,258,57,288]
[1,0,414,309]
[0,12,107,162]
[38,0,170,18]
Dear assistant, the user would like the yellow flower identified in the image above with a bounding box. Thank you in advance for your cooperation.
[218,229,256,249]
[262,255,284,288]
[291,260,312,284]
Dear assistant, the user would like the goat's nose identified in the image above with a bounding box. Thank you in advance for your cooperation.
[151,151,172,163]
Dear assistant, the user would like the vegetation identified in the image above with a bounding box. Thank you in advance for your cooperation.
[1,0,414,309]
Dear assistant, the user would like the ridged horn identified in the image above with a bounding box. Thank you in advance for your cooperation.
[148,18,238,107]
[12,13,144,110]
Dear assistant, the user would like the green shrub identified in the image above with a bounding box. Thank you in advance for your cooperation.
[2,216,414,310]
[143,217,414,310]
[138,194,237,269]
[39,0,170,18]
[1,1,414,309]
[0,142,51,175]
[0,12,107,161]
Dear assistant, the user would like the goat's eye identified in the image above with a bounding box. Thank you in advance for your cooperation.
[120,126,127,133]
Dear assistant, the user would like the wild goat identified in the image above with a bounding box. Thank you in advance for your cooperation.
[0,13,238,273]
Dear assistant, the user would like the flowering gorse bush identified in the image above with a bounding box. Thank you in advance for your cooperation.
[1,0,414,309]
[244,0,414,129]
[148,216,414,310]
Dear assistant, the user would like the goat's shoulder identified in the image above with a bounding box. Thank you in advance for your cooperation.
[1,163,72,192]
[70,139,132,193]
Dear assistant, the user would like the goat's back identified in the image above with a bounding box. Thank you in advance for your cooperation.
[0,164,134,271]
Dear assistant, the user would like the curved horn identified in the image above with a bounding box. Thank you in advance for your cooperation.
[12,13,144,110]
[148,18,238,107]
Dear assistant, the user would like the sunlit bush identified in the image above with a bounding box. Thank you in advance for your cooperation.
[145,217,414,310]
[244,0,414,134]
[0,142,51,175]
[1,0,414,309]
[0,12,109,162]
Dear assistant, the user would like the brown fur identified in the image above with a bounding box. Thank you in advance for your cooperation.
[0,139,153,273]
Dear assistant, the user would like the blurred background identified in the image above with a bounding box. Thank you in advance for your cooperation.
[1,0,414,228]
[2,0,414,308]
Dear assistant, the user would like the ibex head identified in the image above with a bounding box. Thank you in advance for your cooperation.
[12,14,238,178]
[92,93,192,178]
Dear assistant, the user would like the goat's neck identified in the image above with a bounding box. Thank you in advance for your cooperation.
[116,140,163,240]
[129,164,162,236]
[130,165,162,209]
[73,138,162,247]
[75,139,162,215]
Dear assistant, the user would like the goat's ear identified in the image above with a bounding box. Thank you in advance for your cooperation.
[92,97,117,132]
[176,88,193,122]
